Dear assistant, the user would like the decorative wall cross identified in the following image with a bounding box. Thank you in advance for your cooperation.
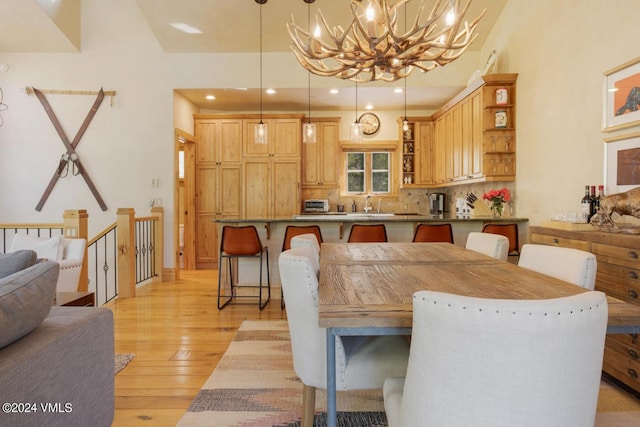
[32,87,109,211]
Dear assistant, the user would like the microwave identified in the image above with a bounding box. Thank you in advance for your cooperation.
[304,199,329,213]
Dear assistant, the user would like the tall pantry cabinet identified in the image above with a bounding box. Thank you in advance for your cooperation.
[242,118,301,218]
[194,119,242,268]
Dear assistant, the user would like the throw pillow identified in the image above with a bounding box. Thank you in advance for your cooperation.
[0,261,59,349]
[9,233,64,262]
[0,250,37,279]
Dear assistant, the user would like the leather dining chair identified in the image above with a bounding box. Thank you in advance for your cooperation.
[383,290,608,427]
[348,224,388,243]
[281,226,323,309]
[279,247,410,427]
[465,232,509,261]
[482,223,520,256]
[217,225,270,310]
[518,244,597,290]
[412,223,454,243]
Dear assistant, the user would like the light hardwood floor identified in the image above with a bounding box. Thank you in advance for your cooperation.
[107,269,640,427]
[108,269,286,427]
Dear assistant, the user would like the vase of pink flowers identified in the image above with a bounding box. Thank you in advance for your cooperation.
[482,188,511,218]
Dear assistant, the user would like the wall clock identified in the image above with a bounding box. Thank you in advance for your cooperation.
[359,112,380,135]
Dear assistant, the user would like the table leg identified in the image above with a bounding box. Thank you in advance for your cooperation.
[326,329,337,427]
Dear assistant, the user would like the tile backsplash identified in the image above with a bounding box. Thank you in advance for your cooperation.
[302,183,516,216]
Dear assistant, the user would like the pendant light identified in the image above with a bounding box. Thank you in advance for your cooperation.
[350,81,363,142]
[255,0,268,144]
[302,0,316,143]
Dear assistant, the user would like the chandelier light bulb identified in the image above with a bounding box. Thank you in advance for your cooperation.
[446,9,456,26]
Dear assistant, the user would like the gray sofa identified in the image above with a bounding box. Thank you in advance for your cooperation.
[0,250,114,427]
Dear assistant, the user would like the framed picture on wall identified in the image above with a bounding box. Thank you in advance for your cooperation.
[603,57,640,132]
[604,132,640,194]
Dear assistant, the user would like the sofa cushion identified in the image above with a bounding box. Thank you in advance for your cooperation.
[0,261,59,349]
[0,250,37,279]
[9,233,64,262]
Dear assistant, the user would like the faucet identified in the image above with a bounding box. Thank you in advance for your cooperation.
[363,195,372,213]
[377,198,382,213]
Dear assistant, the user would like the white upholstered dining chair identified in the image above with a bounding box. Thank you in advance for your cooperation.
[290,233,321,271]
[465,231,509,260]
[279,246,410,427]
[383,290,608,427]
[517,244,597,290]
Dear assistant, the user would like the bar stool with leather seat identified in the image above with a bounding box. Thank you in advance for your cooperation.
[482,223,520,256]
[348,224,388,243]
[280,225,323,309]
[217,225,270,310]
[412,223,454,243]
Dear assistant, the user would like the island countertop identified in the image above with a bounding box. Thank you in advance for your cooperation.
[214,213,528,223]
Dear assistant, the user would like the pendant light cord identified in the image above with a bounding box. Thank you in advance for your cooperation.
[259,0,264,125]
[307,2,311,124]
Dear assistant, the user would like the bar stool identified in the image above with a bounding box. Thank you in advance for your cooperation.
[280,225,323,309]
[482,223,520,256]
[218,225,270,310]
[348,224,388,243]
[412,223,454,243]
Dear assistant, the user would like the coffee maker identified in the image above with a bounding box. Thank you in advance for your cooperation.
[428,193,446,215]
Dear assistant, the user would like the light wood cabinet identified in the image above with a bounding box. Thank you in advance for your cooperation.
[302,119,340,187]
[243,118,301,157]
[242,116,302,218]
[431,73,518,187]
[399,117,433,187]
[530,226,640,393]
[243,158,300,218]
[194,119,243,268]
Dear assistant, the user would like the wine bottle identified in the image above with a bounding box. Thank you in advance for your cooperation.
[590,186,597,218]
[595,185,604,212]
[581,185,592,223]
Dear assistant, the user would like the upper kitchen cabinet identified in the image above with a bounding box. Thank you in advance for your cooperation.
[398,117,434,187]
[432,73,518,186]
[302,118,340,188]
[243,117,302,158]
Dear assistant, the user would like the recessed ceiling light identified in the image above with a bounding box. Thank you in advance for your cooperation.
[266,88,277,95]
[330,89,339,94]
[608,88,619,93]
[365,103,374,110]
[394,87,404,93]
[169,22,203,34]
[206,95,216,100]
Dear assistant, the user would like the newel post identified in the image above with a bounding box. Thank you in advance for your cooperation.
[117,208,136,298]
[151,206,164,283]
[63,209,89,292]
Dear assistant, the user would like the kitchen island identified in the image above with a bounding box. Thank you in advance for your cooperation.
[214,214,529,295]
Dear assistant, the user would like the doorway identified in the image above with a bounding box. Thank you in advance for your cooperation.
[174,129,196,278]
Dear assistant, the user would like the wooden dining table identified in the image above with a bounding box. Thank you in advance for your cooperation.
[318,242,640,427]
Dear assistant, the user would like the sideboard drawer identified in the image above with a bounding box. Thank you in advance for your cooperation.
[604,335,640,390]
[592,242,640,270]
[529,233,590,251]
[597,262,640,302]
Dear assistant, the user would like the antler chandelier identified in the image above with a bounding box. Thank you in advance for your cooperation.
[287,0,485,83]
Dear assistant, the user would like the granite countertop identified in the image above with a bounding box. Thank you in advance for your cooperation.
[215,213,528,223]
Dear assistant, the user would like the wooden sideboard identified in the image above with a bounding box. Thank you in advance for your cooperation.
[530,226,640,392]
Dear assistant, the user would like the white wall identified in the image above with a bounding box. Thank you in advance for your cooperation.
[1,0,639,268]
[480,0,640,225]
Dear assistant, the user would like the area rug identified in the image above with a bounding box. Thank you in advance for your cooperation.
[114,353,135,375]
[177,320,387,427]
